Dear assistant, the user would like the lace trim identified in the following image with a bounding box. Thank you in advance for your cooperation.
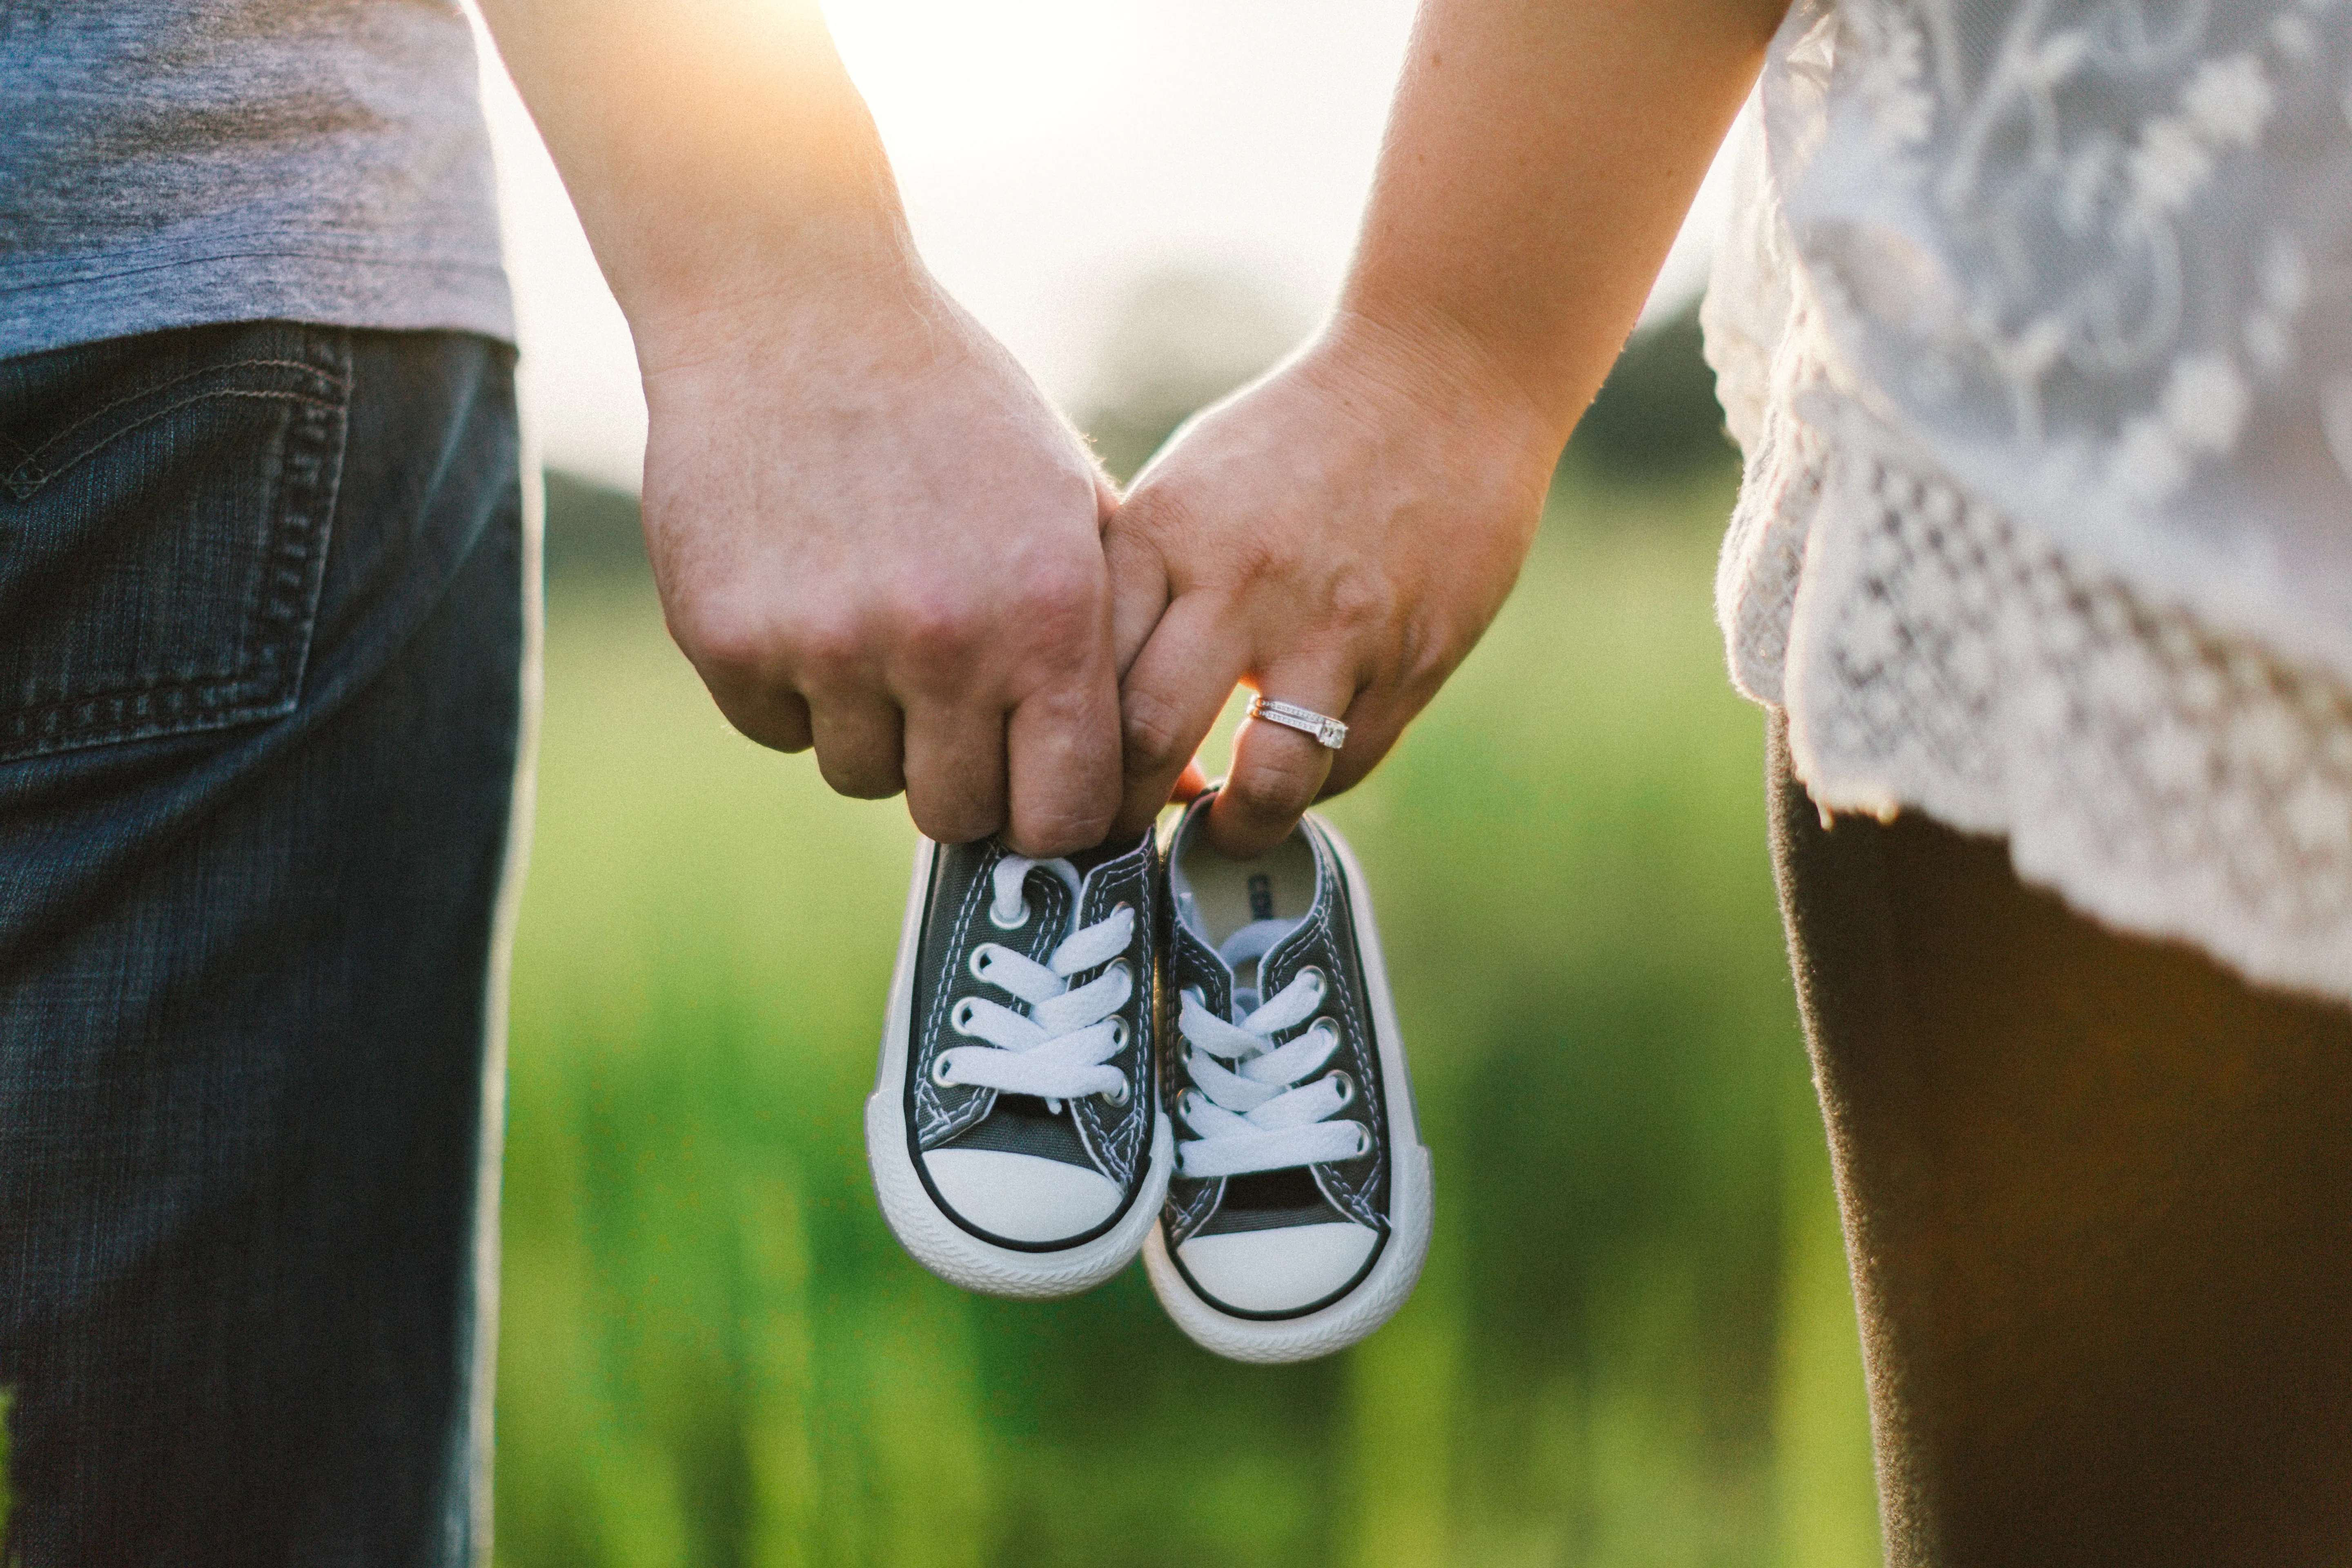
[1726,412,2352,1003]
[1703,21,2352,1003]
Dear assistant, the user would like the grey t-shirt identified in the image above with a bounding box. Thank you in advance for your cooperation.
[0,0,513,359]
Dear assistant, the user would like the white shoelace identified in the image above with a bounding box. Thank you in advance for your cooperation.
[931,854,1134,1109]
[1175,921,1370,1180]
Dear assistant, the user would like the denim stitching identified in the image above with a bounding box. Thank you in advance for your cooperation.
[13,356,345,466]
[0,330,351,761]
[7,386,343,501]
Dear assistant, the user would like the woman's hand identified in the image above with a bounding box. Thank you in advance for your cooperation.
[1100,0,1782,856]
[1105,310,1561,856]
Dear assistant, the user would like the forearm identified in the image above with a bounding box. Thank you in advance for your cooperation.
[476,0,922,358]
[1339,0,1788,444]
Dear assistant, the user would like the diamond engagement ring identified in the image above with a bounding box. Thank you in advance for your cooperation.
[1247,696,1349,750]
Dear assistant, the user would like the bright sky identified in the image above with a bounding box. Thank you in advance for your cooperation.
[478,0,1732,491]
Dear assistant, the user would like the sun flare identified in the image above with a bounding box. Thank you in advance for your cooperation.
[818,0,1146,165]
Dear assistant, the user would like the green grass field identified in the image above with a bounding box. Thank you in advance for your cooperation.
[494,471,1882,1568]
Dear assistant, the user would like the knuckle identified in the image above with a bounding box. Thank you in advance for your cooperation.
[1398,610,1467,696]
[1323,565,1395,635]
[1013,799,1116,860]
[891,584,983,672]
[1227,746,1323,819]
[668,587,775,683]
[714,691,812,755]
[817,753,902,802]
[1023,548,1100,611]
[911,797,1003,846]
[1120,686,1191,773]
[1014,559,1105,655]
[1392,614,1434,689]
[786,610,867,685]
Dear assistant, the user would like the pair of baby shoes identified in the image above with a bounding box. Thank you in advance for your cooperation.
[865,790,1433,1364]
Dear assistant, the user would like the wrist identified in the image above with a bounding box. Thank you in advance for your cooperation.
[1307,303,1567,490]
[619,204,936,381]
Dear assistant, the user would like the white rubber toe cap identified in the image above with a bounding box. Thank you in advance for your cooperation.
[920,1148,1123,1245]
[1175,1221,1381,1315]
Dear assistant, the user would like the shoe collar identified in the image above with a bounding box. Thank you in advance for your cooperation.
[992,824,1153,929]
[1167,789,1332,1018]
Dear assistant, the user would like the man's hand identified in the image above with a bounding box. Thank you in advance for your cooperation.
[1106,313,1559,856]
[638,273,1123,855]
[478,0,1126,856]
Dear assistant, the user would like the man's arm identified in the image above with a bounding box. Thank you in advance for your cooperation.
[1109,0,1788,854]
[478,0,1124,856]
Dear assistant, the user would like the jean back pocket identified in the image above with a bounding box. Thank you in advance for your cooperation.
[0,322,351,762]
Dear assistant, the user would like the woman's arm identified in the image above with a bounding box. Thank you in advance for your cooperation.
[1109,0,1788,853]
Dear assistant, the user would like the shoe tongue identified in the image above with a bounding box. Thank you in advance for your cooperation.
[1172,826,1311,1016]
[1217,916,1301,1016]
[1218,917,1298,971]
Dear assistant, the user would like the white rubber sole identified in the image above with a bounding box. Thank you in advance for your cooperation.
[866,838,1172,1300]
[1143,815,1434,1363]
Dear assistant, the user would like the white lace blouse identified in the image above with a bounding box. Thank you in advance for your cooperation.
[1704,0,2352,1001]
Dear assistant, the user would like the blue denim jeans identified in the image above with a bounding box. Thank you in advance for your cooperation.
[0,321,527,1563]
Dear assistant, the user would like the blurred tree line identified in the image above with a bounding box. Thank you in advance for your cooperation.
[541,267,1738,572]
[1075,266,1735,488]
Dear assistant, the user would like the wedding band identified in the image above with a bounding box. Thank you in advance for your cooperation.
[1247,695,1348,750]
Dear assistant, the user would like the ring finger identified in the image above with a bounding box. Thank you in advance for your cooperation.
[1206,663,1358,858]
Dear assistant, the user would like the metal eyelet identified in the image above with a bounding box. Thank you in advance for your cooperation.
[931,1054,959,1088]
[1299,967,1328,1000]
[989,895,1031,931]
[952,999,980,1033]
[1327,1069,1357,1109]
[1100,1078,1131,1107]
[968,946,1000,982]
[1346,1121,1373,1160]
[1109,1017,1129,1051]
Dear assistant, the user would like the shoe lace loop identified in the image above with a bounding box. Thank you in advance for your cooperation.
[1175,927,1370,1180]
[934,855,1134,1108]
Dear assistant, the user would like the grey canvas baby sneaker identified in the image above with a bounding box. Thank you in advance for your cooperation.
[1143,791,1433,1362]
[868,829,1171,1298]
